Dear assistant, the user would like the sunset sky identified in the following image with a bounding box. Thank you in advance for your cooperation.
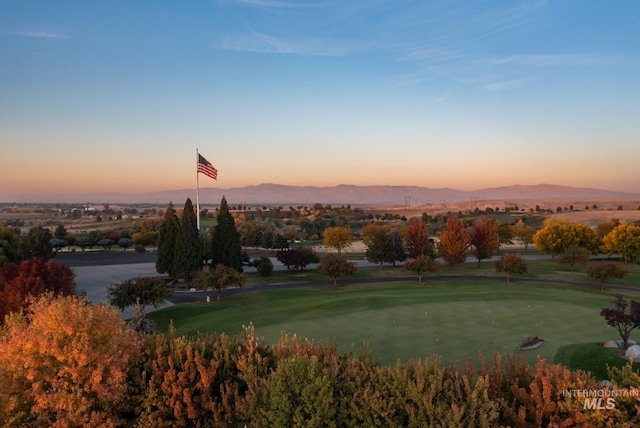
[1,0,639,200]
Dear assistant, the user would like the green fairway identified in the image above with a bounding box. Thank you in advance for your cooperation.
[149,278,635,367]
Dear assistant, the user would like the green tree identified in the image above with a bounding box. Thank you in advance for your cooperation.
[107,276,172,311]
[587,261,628,291]
[365,227,395,269]
[322,226,353,255]
[318,254,356,287]
[0,225,23,266]
[276,247,319,271]
[74,237,93,251]
[54,224,67,240]
[512,219,536,250]
[117,237,134,251]
[387,229,406,266]
[601,220,640,262]
[22,226,54,260]
[468,216,500,267]
[495,253,528,283]
[211,196,243,272]
[437,217,469,269]
[174,198,202,280]
[404,254,441,283]
[195,263,245,301]
[156,201,179,277]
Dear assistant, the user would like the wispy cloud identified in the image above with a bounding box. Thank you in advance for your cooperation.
[486,53,633,67]
[6,30,70,39]
[483,78,535,91]
[222,0,325,9]
[216,30,366,56]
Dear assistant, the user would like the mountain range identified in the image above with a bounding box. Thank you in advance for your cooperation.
[3,183,638,206]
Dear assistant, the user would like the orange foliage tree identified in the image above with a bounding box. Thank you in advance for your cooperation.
[0,257,75,323]
[405,217,431,259]
[0,294,143,426]
[437,217,470,268]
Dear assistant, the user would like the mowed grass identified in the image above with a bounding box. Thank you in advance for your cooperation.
[149,278,633,367]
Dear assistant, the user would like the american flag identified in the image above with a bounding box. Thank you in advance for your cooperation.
[197,154,217,180]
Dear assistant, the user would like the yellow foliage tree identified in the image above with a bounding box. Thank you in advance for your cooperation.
[0,294,142,427]
[601,220,640,262]
[532,219,600,257]
[322,226,354,255]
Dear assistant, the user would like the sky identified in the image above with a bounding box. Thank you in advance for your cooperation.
[1,0,639,199]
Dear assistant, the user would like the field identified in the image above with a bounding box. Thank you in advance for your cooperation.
[149,271,637,367]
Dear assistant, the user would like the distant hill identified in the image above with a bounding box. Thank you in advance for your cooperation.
[3,183,638,205]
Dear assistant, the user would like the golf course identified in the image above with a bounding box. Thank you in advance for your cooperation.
[148,261,637,367]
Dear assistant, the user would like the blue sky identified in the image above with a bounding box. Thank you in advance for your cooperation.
[1,0,639,198]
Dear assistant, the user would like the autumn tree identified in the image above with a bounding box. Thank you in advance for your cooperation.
[0,258,75,322]
[276,247,320,271]
[587,261,628,291]
[0,225,22,266]
[174,198,202,280]
[601,220,640,262]
[21,225,54,260]
[210,196,243,272]
[437,217,470,269]
[495,253,528,283]
[600,294,640,349]
[404,254,441,283]
[322,226,353,255]
[318,254,356,287]
[533,219,600,257]
[405,217,431,259]
[468,216,500,267]
[559,245,591,271]
[107,276,172,311]
[511,219,536,250]
[156,201,179,277]
[0,294,142,426]
[194,263,245,301]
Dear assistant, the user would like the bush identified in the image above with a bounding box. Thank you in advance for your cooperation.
[135,244,146,253]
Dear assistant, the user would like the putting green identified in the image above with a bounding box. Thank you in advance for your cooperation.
[151,280,624,367]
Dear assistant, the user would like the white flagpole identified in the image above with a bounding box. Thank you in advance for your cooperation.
[196,149,201,231]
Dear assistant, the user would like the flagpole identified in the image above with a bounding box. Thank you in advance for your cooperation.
[196,149,201,231]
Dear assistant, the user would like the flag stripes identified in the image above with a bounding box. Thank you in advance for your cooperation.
[197,154,217,180]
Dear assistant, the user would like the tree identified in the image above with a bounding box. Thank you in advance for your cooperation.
[0,225,22,266]
[276,247,320,271]
[156,201,179,277]
[405,217,431,259]
[97,238,115,251]
[511,219,536,250]
[74,236,93,252]
[387,229,406,266]
[533,219,600,257]
[559,245,591,271]
[602,221,640,262]
[0,258,75,322]
[252,256,274,277]
[211,196,243,272]
[0,294,142,426]
[21,225,54,260]
[174,198,202,280]
[54,224,67,240]
[600,294,640,350]
[194,263,245,301]
[497,222,514,245]
[404,255,441,283]
[495,253,528,283]
[107,276,172,311]
[437,217,470,269]
[468,216,500,267]
[117,237,134,251]
[322,226,353,255]
[365,227,395,269]
[587,261,628,291]
[49,238,67,253]
[318,254,356,287]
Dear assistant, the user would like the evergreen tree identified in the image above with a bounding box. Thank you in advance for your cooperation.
[174,198,202,280]
[156,201,179,277]
[387,229,406,266]
[210,196,243,272]
[22,226,54,260]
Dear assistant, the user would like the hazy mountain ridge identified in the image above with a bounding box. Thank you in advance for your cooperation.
[3,183,638,205]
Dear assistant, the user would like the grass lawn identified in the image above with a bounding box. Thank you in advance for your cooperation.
[149,278,635,368]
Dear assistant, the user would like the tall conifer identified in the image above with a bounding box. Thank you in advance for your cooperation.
[210,196,243,272]
[156,201,179,277]
[174,198,202,280]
